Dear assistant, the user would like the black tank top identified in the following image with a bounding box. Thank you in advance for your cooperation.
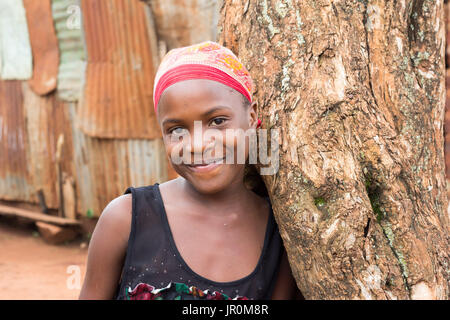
[114,183,283,300]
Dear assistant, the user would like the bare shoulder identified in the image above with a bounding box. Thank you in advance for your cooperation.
[79,193,133,299]
[95,194,132,237]
[79,194,133,299]
[157,178,183,206]
[101,193,132,222]
[158,177,180,194]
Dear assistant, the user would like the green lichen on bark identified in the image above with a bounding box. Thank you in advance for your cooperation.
[379,222,410,292]
[281,58,295,98]
[314,196,326,207]
[364,169,385,222]
[364,168,410,293]
[257,0,280,40]
[274,0,291,18]
[295,9,305,46]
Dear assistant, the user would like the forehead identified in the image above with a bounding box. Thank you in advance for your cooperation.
[157,79,244,118]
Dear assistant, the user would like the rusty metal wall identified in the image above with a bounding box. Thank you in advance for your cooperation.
[69,102,167,217]
[1,84,167,217]
[0,0,169,219]
[0,81,35,202]
[77,0,160,140]
[51,0,87,102]
[22,82,76,209]
[23,0,59,95]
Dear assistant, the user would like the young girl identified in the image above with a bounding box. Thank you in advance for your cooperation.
[79,41,300,300]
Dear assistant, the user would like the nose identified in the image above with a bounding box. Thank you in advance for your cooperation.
[191,130,205,153]
[185,122,211,163]
[187,124,221,163]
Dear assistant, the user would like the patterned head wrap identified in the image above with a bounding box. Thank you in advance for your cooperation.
[153,41,261,128]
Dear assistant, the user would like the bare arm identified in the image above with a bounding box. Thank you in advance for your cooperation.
[78,194,132,299]
[271,248,304,300]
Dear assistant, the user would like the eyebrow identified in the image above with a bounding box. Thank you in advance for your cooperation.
[161,118,182,127]
[161,105,232,127]
[203,105,232,117]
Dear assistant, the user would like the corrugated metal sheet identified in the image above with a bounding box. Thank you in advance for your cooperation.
[22,82,75,209]
[68,102,167,217]
[1,80,166,216]
[23,0,59,95]
[0,81,35,202]
[77,0,160,139]
[144,0,221,50]
[51,0,87,101]
[0,0,32,80]
[0,0,171,220]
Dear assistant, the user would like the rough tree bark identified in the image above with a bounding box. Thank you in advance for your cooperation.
[219,0,449,299]
[141,0,222,51]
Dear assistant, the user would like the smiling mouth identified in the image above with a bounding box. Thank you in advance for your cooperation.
[186,157,226,167]
[184,157,227,173]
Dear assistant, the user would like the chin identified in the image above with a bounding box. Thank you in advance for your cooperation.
[189,179,226,195]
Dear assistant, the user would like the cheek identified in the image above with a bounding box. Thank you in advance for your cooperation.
[163,136,183,160]
[222,131,250,164]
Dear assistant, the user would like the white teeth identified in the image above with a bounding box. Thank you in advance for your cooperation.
[186,156,226,169]
[189,158,224,166]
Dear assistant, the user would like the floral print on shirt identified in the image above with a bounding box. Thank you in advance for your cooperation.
[125,282,250,300]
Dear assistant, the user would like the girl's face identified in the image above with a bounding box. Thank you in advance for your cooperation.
[157,79,258,194]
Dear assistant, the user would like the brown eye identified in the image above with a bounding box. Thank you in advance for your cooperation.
[169,127,186,135]
[211,117,226,126]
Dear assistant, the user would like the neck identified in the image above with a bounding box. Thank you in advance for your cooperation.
[177,173,256,214]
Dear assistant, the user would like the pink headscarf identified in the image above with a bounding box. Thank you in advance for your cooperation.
[153,41,261,128]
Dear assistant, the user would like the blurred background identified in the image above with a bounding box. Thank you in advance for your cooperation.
[0,0,221,299]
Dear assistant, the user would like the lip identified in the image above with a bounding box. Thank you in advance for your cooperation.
[185,157,226,173]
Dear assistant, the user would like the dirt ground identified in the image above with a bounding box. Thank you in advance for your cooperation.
[0,216,88,300]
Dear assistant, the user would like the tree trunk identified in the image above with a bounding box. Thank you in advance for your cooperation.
[141,0,222,51]
[219,0,449,300]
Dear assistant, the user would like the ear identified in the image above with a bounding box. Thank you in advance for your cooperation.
[248,100,258,129]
